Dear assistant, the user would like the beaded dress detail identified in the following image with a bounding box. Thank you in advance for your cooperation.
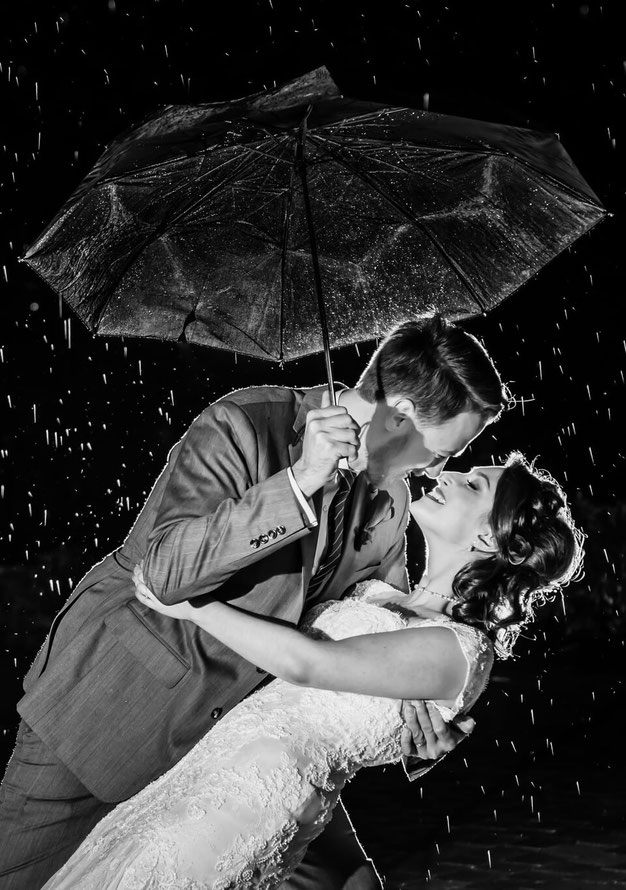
[42,581,493,890]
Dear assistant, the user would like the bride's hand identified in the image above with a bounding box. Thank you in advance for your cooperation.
[401,700,475,760]
[133,565,196,621]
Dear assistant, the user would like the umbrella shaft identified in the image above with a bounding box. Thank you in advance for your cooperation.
[296,127,336,406]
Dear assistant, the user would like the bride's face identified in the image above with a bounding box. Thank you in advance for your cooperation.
[409,465,505,549]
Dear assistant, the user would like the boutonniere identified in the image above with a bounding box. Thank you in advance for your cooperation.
[354,487,394,550]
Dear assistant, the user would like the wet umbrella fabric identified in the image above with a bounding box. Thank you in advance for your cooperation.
[23,67,606,366]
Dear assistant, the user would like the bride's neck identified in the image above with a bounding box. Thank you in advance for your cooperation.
[404,550,458,613]
[413,539,484,610]
[419,550,468,599]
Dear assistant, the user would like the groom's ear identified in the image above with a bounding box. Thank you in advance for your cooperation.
[386,397,416,431]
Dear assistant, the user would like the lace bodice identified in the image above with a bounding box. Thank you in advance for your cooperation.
[42,581,493,890]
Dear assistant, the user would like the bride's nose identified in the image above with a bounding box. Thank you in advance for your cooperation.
[440,472,461,486]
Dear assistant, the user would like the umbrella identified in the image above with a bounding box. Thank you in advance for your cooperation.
[22,67,606,401]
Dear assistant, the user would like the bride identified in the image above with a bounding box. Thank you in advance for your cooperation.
[42,453,582,890]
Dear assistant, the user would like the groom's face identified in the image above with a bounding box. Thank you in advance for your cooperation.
[363,402,490,486]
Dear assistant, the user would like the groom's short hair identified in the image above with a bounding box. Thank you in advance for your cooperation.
[356,314,510,425]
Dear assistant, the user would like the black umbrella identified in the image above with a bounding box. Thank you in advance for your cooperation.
[22,67,606,402]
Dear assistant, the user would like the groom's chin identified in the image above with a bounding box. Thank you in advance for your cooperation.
[366,467,400,489]
[362,461,384,488]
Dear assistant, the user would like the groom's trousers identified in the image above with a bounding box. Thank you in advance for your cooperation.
[0,721,383,890]
[0,722,115,889]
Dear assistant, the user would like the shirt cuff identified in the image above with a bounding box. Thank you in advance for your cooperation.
[287,466,318,527]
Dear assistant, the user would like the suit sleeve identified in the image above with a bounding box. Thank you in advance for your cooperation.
[142,401,314,604]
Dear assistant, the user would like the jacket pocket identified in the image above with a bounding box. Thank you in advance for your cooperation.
[104,601,191,688]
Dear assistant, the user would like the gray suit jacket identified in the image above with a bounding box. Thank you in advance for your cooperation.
[18,385,410,802]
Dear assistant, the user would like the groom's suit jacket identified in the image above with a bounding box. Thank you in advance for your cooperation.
[18,385,410,802]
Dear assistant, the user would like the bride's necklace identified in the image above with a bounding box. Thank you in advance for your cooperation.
[413,584,457,604]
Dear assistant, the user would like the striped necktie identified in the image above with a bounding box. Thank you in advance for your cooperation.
[307,468,356,598]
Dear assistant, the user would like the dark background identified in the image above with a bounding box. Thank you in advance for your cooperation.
[1,1,624,885]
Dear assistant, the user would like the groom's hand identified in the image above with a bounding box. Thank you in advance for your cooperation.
[292,402,360,497]
[401,700,475,760]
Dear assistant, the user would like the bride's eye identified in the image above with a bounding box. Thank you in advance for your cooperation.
[466,480,478,490]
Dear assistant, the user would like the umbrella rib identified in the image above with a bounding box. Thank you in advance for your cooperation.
[309,135,489,313]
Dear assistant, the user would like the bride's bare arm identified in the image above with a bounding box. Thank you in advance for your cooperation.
[134,568,466,702]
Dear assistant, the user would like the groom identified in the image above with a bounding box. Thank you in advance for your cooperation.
[0,315,509,889]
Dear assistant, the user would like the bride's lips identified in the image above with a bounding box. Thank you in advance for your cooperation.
[425,487,446,505]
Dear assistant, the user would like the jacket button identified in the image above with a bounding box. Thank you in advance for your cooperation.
[260,534,269,544]
[277,525,286,535]
[211,707,222,720]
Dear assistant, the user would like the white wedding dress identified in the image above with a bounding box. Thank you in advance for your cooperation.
[43,581,493,890]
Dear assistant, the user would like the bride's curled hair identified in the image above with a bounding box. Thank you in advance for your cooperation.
[449,452,584,659]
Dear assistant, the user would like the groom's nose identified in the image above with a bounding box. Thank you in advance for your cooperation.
[423,456,448,479]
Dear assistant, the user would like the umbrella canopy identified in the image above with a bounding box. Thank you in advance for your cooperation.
[23,67,606,367]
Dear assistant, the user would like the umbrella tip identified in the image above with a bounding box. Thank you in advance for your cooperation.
[265,67,342,107]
